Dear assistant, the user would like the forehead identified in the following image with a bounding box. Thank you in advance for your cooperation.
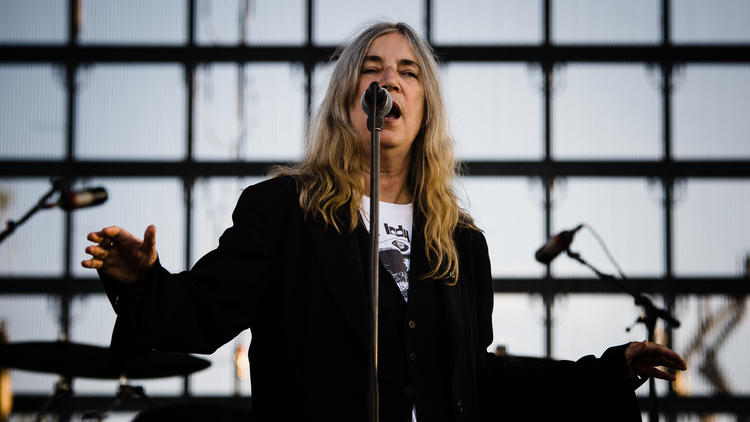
[364,32,418,63]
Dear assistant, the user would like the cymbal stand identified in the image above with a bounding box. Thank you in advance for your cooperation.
[81,375,153,421]
[35,376,72,422]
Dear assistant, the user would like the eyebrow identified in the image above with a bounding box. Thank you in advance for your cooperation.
[362,55,421,71]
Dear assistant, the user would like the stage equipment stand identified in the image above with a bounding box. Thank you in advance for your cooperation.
[0,178,68,245]
[566,249,681,422]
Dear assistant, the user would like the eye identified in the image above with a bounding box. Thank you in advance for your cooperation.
[361,68,378,74]
[403,71,419,79]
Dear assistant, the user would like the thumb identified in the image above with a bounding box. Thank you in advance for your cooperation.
[143,225,157,260]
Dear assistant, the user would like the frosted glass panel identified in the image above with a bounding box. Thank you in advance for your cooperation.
[79,0,186,45]
[71,178,185,277]
[433,0,542,44]
[313,0,424,45]
[0,179,65,277]
[551,178,664,277]
[76,65,186,160]
[191,177,265,266]
[311,63,336,116]
[196,0,305,45]
[553,294,646,361]
[672,0,750,43]
[674,179,750,277]
[194,64,305,161]
[553,0,659,44]
[491,294,544,357]
[553,65,661,159]
[459,177,545,278]
[0,65,66,160]
[0,0,67,44]
[673,65,750,159]
[443,63,543,160]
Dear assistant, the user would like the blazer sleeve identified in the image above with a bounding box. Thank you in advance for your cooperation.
[102,176,298,355]
[471,231,642,422]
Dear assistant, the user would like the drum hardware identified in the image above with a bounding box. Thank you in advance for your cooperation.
[81,376,153,422]
[0,341,210,420]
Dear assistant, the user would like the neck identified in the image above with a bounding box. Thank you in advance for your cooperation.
[364,149,411,204]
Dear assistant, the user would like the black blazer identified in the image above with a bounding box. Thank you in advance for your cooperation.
[105,176,641,421]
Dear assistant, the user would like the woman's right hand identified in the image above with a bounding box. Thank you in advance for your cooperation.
[81,225,158,284]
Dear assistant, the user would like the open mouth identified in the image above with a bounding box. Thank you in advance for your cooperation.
[385,102,402,119]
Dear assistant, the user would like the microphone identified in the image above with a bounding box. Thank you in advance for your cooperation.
[360,82,393,117]
[534,224,584,264]
[48,187,109,210]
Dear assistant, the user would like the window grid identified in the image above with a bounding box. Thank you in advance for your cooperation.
[1,0,750,418]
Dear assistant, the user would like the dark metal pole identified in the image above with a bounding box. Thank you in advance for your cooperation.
[424,0,432,44]
[367,84,382,422]
[56,1,81,421]
[304,0,313,128]
[542,0,554,359]
[181,0,197,398]
[659,1,673,420]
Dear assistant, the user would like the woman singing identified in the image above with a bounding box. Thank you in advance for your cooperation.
[83,22,685,422]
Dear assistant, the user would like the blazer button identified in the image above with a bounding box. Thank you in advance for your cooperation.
[404,386,414,396]
[408,320,416,329]
[456,400,463,413]
[409,352,416,361]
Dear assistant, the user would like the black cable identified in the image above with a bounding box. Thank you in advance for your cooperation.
[582,223,627,280]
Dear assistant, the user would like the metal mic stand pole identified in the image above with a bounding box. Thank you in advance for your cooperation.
[565,249,680,422]
[366,82,382,422]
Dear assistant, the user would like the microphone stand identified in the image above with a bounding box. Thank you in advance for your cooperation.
[565,249,680,422]
[366,82,383,422]
[0,178,67,245]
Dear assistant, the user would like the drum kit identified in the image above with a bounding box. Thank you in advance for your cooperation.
[0,340,248,421]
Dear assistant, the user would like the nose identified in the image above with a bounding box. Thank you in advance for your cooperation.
[379,67,399,92]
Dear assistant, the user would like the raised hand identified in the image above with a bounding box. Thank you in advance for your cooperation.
[625,340,687,381]
[81,225,158,284]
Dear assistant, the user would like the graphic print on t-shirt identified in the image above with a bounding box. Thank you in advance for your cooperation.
[379,223,411,301]
[359,197,413,302]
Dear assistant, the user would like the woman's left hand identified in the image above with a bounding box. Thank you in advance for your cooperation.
[625,340,687,381]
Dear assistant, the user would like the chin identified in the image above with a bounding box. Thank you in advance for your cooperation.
[378,135,405,148]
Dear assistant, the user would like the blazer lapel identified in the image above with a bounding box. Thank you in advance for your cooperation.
[306,217,370,348]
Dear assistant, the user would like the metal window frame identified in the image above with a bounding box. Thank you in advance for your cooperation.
[2,0,750,418]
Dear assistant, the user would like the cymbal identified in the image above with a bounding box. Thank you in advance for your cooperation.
[0,341,210,379]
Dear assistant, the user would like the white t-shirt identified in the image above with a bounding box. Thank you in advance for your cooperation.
[359,195,413,302]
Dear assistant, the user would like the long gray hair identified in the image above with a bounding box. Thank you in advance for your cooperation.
[273,22,473,283]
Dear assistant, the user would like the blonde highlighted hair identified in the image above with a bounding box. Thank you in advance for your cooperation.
[272,22,474,283]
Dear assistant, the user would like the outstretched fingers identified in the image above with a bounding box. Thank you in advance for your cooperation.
[82,226,129,269]
[626,340,687,382]
[639,341,687,370]
[632,364,676,381]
